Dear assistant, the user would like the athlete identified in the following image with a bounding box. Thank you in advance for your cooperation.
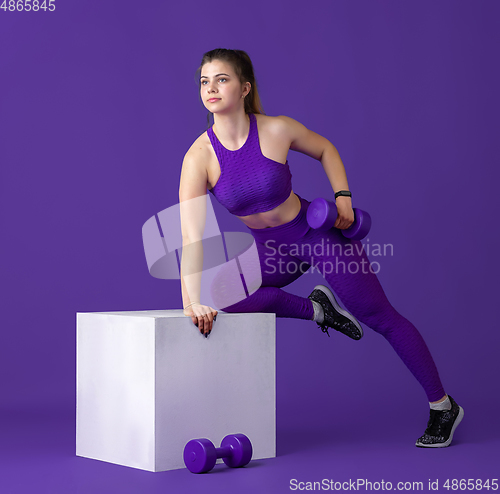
[178,48,464,448]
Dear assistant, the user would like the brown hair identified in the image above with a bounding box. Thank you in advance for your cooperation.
[195,48,266,131]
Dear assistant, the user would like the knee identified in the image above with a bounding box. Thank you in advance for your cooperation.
[209,264,246,310]
[351,302,403,337]
[218,302,240,313]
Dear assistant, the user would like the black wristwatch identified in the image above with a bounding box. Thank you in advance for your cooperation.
[335,190,352,199]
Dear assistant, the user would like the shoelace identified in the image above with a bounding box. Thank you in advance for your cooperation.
[425,409,446,436]
[317,322,331,337]
[310,292,357,338]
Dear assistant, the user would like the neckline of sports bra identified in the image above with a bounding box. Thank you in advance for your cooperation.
[209,113,290,193]
[210,154,290,192]
[210,113,254,153]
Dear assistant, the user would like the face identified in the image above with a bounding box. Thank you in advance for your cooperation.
[200,59,251,114]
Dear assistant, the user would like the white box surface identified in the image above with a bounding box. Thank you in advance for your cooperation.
[76,309,276,472]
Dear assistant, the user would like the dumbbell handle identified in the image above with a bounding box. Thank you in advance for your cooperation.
[216,445,234,460]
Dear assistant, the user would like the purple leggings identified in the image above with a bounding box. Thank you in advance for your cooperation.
[215,194,445,402]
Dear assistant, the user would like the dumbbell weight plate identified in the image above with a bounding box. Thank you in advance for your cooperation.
[307,198,372,241]
[220,433,253,468]
[342,208,372,240]
[306,198,337,231]
[183,438,217,474]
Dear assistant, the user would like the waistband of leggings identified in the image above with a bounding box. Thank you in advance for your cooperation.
[247,194,311,244]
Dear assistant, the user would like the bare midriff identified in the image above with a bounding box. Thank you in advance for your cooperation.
[234,190,301,229]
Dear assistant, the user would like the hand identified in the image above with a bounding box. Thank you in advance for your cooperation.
[334,197,355,230]
[183,303,218,337]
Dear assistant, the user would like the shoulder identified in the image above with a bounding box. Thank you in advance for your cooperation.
[255,113,307,140]
[261,114,332,159]
[179,134,212,200]
[179,134,211,192]
[182,132,212,171]
[254,113,290,131]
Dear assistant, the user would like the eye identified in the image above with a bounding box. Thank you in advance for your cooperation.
[219,78,227,83]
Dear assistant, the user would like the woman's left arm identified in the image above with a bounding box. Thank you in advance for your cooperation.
[277,115,354,230]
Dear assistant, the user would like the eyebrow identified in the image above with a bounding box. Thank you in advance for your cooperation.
[200,73,231,80]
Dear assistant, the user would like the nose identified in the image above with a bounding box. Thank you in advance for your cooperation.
[206,81,217,93]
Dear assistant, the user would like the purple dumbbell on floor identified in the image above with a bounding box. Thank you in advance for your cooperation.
[183,433,253,474]
[306,197,372,240]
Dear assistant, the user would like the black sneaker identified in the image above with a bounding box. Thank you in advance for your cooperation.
[308,284,363,340]
[415,395,464,448]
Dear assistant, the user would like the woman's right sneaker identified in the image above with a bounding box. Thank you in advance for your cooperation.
[308,284,363,340]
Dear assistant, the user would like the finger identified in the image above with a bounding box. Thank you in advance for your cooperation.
[209,312,217,335]
[340,218,353,229]
[202,314,212,336]
[203,314,211,336]
[197,315,205,334]
[205,312,214,332]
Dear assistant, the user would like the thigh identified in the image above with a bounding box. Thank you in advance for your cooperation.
[212,236,309,290]
[209,237,310,310]
[293,227,392,320]
[251,238,311,288]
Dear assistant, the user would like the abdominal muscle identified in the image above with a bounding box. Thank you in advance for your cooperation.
[235,190,301,229]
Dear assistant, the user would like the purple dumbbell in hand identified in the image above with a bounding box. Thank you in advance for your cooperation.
[183,433,253,474]
[306,197,372,240]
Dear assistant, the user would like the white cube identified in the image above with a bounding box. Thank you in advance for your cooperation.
[76,309,276,472]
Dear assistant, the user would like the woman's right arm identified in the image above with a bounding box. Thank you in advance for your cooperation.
[179,148,218,337]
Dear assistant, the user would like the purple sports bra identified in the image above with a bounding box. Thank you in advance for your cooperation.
[207,113,293,216]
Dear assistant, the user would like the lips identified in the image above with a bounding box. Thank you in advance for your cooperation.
[208,98,220,102]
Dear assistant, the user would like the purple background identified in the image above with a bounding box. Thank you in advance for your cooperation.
[1,0,499,492]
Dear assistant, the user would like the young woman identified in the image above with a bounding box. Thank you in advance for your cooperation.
[178,48,464,448]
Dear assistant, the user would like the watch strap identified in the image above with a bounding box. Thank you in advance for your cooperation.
[335,190,352,199]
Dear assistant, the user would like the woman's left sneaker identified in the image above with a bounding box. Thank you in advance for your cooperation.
[415,395,464,448]
[308,284,363,340]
